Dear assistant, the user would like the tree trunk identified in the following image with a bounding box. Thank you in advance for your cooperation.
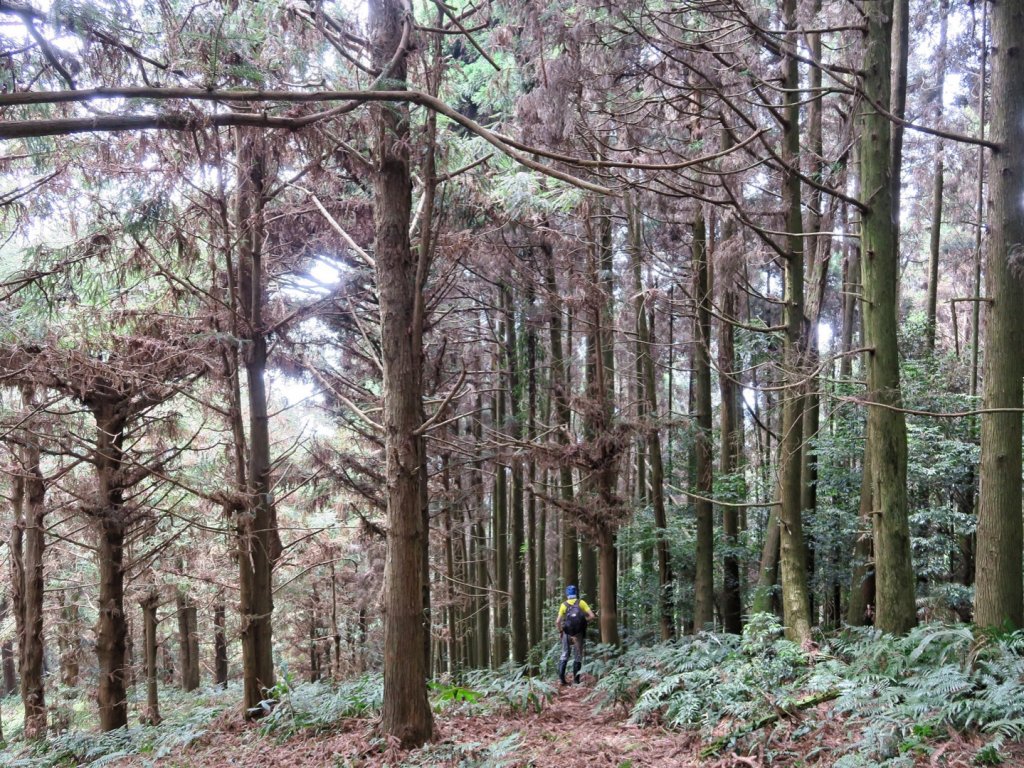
[504,285,528,666]
[1,597,16,696]
[370,0,433,745]
[587,205,620,646]
[718,274,745,634]
[16,411,46,739]
[627,193,675,639]
[924,1,949,352]
[471,391,490,670]
[141,592,162,725]
[860,0,917,635]
[96,516,128,730]
[177,589,200,692]
[9,474,24,701]
[846,446,876,626]
[975,0,1024,629]
[92,401,130,732]
[55,589,81,687]
[235,126,278,715]
[691,209,715,632]
[527,301,541,650]
[214,598,228,687]
[493,380,509,666]
[545,245,579,590]
[774,0,813,644]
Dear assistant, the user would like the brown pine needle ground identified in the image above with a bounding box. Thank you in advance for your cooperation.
[90,677,1024,768]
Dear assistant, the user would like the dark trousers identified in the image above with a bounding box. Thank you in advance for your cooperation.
[559,631,585,674]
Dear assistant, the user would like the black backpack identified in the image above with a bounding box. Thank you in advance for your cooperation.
[562,599,587,636]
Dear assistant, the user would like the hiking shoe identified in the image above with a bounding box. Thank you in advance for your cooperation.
[574,673,581,684]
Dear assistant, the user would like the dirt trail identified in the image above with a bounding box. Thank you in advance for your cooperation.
[433,677,701,768]
[110,676,704,767]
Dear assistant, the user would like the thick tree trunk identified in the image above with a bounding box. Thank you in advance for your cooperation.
[17,417,46,739]
[597,527,619,643]
[56,589,81,687]
[718,276,744,634]
[628,194,675,639]
[235,126,277,715]
[370,0,433,745]
[776,0,813,643]
[586,206,620,646]
[691,210,715,632]
[9,475,24,700]
[141,592,162,725]
[92,402,130,732]
[860,0,917,635]
[177,589,200,692]
[96,517,128,730]
[214,598,228,687]
[975,0,1024,629]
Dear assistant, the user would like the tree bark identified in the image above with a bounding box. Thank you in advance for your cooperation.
[141,592,162,725]
[177,588,200,692]
[1,597,16,696]
[975,0,1024,629]
[691,209,715,632]
[545,246,579,590]
[503,285,528,666]
[15,410,46,739]
[493,380,509,666]
[627,193,675,639]
[588,204,620,646]
[370,0,433,745]
[526,299,541,650]
[234,126,277,715]
[214,598,228,687]
[92,401,129,731]
[471,391,490,670]
[846,450,876,626]
[860,0,917,635]
[925,0,949,352]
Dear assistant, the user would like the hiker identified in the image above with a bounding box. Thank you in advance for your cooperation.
[556,585,596,685]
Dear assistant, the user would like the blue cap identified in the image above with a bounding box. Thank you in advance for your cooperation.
[566,585,578,598]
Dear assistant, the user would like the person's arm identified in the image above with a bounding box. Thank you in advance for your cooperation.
[556,602,565,633]
[582,599,597,621]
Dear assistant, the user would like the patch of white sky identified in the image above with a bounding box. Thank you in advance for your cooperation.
[276,256,346,409]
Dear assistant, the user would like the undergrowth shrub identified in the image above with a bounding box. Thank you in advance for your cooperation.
[589,617,1024,766]
[590,613,805,730]
[460,665,555,715]
[1,683,233,767]
[258,675,384,738]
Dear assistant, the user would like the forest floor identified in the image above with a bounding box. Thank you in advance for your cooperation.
[95,675,1018,768]
[105,676,702,767]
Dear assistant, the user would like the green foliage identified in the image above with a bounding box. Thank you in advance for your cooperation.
[428,680,483,709]
[590,615,806,731]
[460,665,555,715]
[585,622,1024,767]
[258,675,384,739]
[0,684,232,767]
[409,731,524,768]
